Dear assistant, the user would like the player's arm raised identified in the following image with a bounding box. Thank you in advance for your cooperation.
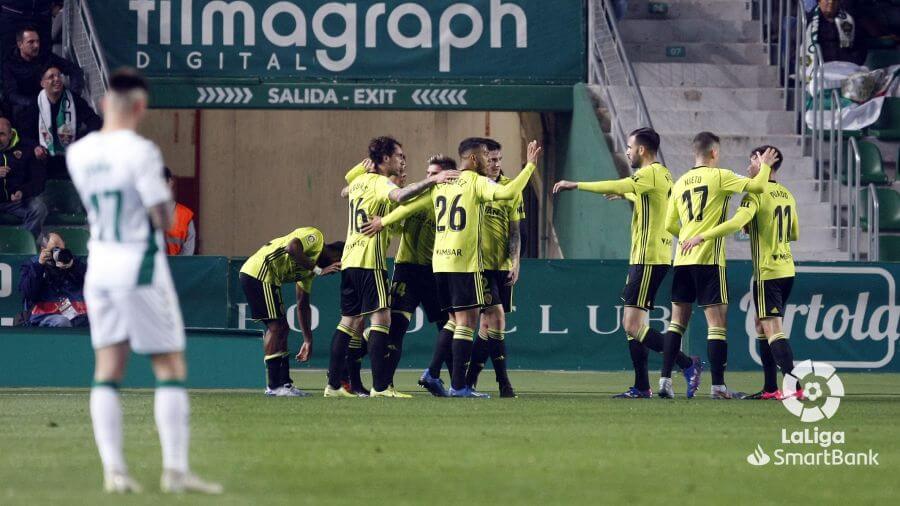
[492,141,541,201]
[553,177,636,195]
[295,284,313,362]
[744,148,779,194]
[681,197,758,255]
[389,169,460,203]
[361,192,432,236]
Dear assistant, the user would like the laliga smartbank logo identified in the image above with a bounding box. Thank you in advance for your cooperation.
[746,362,879,467]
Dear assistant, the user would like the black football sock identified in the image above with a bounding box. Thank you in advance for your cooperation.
[465,332,490,388]
[348,332,368,391]
[628,337,650,391]
[769,334,797,382]
[636,326,664,353]
[327,325,355,389]
[488,329,511,387]
[450,326,475,391]
[280,354,293,386]
[264,352,286,390]
[758,336,778,392]
[708,327,728,386]
[368,324,391,392]
[428,320,455,378]
[661,322,685,377]
[386,312,410,385]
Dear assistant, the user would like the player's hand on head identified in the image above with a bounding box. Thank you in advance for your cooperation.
[527,140,542,164]
[320,262,341,276]
[433,170,460,184]
[296,340,312,362]
[681,236,704,255]
[363,158,375,171]
[552,180,577,194]
[759,148,780,168]
[360,217,384,236]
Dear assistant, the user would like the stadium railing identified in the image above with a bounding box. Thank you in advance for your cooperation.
[867,183,881,261]
[847,137,863,260]
[62,0,109,108]
[587,0,664,166]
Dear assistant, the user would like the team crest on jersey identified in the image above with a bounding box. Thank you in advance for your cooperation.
[306,234,317,245]
[12,150,21,159]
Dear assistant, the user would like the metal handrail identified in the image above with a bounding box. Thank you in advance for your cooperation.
[847,137,862,260]
[867,183,881,261]
[589,0,664,166]
[831,89,843,248]
[79,0,110,88]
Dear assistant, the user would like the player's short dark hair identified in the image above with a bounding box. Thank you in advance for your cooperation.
[480,138,502,152]
[368,136,401,165]
[427,154,457,172]
[692,131,720,157]
[16,26,38,42]
[458,137,486,157]
[629,128,660,154]
[318,241,345,268]
[751,145,783,171]
[108,67,149,94]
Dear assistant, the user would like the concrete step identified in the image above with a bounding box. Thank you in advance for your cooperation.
[624,42,768,64]
[635,63,779,88]
[656,134,806,158]
[625,0,753,21]
[618,19,758,43]
[645,110,796,135]
[662,155,815,180]
[604,86,786,112]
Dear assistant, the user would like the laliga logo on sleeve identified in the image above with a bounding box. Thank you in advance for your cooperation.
[782,360,844,422]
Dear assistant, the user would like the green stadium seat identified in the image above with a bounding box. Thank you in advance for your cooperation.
[868,98,900,141]
[0,227,37,254]
[54,227,90,256]
[860,187,900,231]
[878,235,900,262]
[42,180,87,226]
[864,49,900,69]
[841,140,889,185]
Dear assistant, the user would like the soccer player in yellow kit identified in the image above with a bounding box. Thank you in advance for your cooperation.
[464,138,525,398]
[553,128,700,398]
[363,138,541,397]
[239,229,343,396]
[662,132,776,399]
[680,145,802,400]
[324,136,458,398]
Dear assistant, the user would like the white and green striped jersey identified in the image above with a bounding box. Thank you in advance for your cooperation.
[67,130,173,288]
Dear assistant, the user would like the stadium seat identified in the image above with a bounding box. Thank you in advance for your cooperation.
[868,98,900,141]
[0,213,19,225]
[878,235,900,262]
[859,187,900,231]
[842,140,889,185]
[864,49,900,69]
[57,228,90,256]
[43,180,87,226]
[0,227,37,254]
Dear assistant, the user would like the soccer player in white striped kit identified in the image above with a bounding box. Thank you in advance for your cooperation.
[67,68,221,494]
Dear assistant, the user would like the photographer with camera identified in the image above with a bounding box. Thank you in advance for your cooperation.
[19,231,88,327]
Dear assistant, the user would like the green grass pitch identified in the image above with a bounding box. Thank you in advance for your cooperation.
[2,371,898,505]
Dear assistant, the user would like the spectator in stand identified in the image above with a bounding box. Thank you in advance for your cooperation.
[807,0,867,65]
[0,1,53,61]
[33,63,101,178]
[3,26,84,143]
[0,116,46,238]
[164,167,196,256]
[19,230,88,328]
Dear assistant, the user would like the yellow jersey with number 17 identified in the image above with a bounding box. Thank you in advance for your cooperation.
[341,172,397,271]
[669,166,751,266]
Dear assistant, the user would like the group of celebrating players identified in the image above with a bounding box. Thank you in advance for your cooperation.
[241,126,804,402]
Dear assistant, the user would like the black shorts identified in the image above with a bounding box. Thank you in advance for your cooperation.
[672,265,728,306]
[340,268,390,317]
[482,270,513,313]
[621,264,670,310]
[753,277,794,319]
[239,273,285,321]
[391,263,446,322]
[435,272,490,313]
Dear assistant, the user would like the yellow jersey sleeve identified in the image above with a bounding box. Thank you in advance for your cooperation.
[344,163,367,184]
[374,176,399,202]
[474,175,500,202]
[719,169,751,194]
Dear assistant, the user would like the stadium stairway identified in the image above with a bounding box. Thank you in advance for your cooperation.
[605,0,843,261]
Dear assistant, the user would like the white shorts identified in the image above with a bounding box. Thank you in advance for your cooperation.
[85,284,186,355]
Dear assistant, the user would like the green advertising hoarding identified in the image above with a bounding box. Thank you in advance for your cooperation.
[87,0,586,110]
[1,256,898,374]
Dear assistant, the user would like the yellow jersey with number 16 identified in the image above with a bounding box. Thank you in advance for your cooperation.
[341,172,397,271]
